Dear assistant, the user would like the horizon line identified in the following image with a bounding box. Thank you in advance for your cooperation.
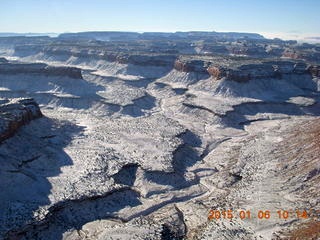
[0,30,320,43]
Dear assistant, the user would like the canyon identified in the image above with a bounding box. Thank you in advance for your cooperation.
[0,31,319,240]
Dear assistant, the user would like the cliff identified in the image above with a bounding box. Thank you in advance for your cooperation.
[0,62,83,79]
[207,61,319,82]
[173,59,209,73]
[174,57,319,83]
[0,98,42,143]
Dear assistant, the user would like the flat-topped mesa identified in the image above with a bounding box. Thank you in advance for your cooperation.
[172,56,319,82]
[0,63,83,79]
[207,61,319,82]
[58,31,265,41]
[0,98,42,143]
[224,64,279,82]
[174,57,281,81]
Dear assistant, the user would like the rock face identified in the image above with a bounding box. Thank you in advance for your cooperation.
[174,57,319,82]
[174,59,208,73]
[206,65,224,79]
[0,98,42,142]
[207,63,278,82]
[0,63,83,79]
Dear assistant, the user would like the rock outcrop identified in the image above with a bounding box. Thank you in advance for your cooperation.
[173,56,320,83]
[0,63,83,79]
[174,59,209,73]
[207,63,278,82]
[309,65,320,77]
[0,98,42,142]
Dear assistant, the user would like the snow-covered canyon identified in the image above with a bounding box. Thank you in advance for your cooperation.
[0,34,319,240]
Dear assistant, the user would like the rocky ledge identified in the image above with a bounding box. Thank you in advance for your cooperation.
[174,59,209,73]
[174,57,320,82]
[207,61,320,82]
[0,62,83,79]
[0,98,42,143]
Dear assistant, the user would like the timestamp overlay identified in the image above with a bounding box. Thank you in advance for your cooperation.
[208,209,320,221]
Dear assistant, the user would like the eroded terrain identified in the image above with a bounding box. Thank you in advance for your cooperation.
[0,32,319,240]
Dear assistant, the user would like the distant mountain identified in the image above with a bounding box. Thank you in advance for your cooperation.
[0,31,265,41]
[0,32,58,37]
[58,31,265,41]
[58,31,140,41]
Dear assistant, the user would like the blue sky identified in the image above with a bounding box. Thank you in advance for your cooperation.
[0,0,319,39]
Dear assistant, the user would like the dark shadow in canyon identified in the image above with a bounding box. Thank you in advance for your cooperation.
[0,116,83,239]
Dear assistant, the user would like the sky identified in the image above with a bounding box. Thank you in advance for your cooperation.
[0,0,319,41]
